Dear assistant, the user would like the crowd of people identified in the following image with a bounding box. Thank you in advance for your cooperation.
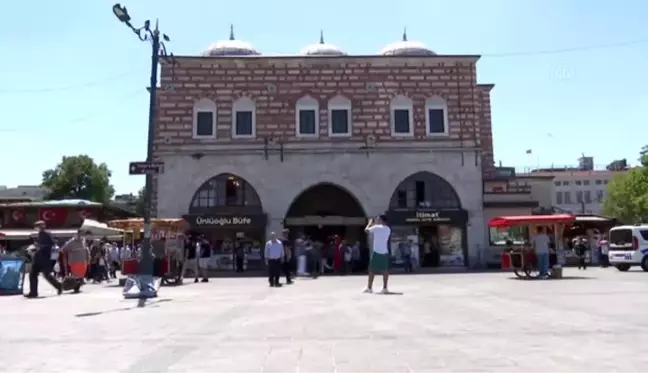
[19,214,395,297]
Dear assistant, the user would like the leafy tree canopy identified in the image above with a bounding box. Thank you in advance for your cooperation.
[602,150,648,223]
[41,155,115,203]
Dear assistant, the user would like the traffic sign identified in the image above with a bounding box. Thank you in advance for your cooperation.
[129,161,165,175]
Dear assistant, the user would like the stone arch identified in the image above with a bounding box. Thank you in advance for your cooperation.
[389,171,462,209]
[188,173,263,214]
[285,182,367,218]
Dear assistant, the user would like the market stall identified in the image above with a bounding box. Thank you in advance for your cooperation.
[106,219,187,285]
[490,214,576,279]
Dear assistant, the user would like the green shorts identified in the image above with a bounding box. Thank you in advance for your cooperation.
[370,252,389,273]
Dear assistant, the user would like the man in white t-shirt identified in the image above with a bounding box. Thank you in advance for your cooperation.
[364,214,391,293]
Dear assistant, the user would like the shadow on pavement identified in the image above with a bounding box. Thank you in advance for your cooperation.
[74,298,172,318]
[506,276,595,281]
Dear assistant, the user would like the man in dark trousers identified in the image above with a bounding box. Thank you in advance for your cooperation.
[264,232,284,287]
[25,221,62,298]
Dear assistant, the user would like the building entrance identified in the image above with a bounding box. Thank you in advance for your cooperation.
[284,183,368,270]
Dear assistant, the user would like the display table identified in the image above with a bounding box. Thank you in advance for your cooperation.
[0,256,26,296]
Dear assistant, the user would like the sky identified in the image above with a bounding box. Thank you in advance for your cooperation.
[1,0,646,195]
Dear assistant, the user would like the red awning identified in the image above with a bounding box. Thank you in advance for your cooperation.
[488,214,576,228]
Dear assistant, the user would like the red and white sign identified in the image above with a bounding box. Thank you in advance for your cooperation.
[38,207,68,225]
[11,209,26,222]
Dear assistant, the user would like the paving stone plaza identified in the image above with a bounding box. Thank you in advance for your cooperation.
[2,268,647,372]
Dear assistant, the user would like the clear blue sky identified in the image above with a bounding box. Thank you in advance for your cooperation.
[1,0,646,195]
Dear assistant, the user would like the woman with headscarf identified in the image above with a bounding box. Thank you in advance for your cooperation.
[332,236,344,274]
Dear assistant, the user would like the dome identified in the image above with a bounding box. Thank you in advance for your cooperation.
[299,31,347,56]
[203,25,260,57]
[380,29,436,56]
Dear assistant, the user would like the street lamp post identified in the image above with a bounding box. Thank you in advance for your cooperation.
[112,3,172,299]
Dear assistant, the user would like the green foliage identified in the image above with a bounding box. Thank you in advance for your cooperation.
[602,163,648,224]
[41,155,115,203]
[135,187,146,216]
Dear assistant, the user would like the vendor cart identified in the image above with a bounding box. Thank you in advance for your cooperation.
[489,214,576,280]
[106,218,187,286]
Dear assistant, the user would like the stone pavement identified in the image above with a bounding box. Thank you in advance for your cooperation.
[2,268,648,373]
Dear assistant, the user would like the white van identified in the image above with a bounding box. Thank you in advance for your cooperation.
[608,225,648,272]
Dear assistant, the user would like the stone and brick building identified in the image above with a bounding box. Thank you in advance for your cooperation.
[152,28,497,267]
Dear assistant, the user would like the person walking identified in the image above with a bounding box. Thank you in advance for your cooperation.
[363,215,392,294]
[281,243,293,285]
[264,232,284,287]
[60,229,90,293]
[598,235,610,268]
[575,237,590,270]
[531,226,551,278]
[25,221,62,298]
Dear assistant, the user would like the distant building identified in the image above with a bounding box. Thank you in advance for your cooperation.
[0,185,46,203]
[522,156,629,214]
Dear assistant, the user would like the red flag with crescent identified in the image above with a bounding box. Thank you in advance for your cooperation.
[11,209,26,222]
[78,209,93,220]
[38,207,68,225]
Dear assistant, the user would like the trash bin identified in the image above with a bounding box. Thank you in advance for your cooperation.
[551,265,563,279]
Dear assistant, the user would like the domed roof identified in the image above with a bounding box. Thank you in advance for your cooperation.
[203,25,260,57]
[299,31,347,56]
[380,29,436,56]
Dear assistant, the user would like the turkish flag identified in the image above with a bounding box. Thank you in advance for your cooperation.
[39,207,68,225]
[11,209,26,222]
[78,209,93,220]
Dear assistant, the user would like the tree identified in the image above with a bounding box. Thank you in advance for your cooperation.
[41,155,115,203]
[640,145,648,166]
[602,148,648,223]
[135,187,146,216]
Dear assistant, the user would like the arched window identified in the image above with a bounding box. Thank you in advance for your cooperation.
[190,174,261,210]
[389,171,461,209]
[425,96,448,136]
[327,95,352,137]
[296,95,319,137]
[232,97,256,138]
[193,98,217,139]
[390,95,414,136]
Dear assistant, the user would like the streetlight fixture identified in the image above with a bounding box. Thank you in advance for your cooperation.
[112,3,174,299]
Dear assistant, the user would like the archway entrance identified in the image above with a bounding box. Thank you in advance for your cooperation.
[386,171,468,268]
[284,183,367,256]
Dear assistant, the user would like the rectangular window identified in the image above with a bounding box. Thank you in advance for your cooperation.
[235,111,253,136]
[397,190,406,208]
[583,180,590,186]
[562,181,569,186]
[597,190,604,203]
[595,180,602,185]
[554,181,561,186]
[298,110,316,135]
[575,180,582,186]
[196,112,214,137]
[428,108,445,134]
[564,192,571,204]
[415,181,425,205]
[584,190,591,203]
[330,109,349,135]
[393,109,411,134]
[556,191,563,204]
[576,191,583,203]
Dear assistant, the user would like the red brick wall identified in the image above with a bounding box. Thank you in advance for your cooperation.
[156,56,485,146]
[478,84,495,177]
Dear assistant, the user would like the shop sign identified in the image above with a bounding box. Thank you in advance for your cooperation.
[387,209,468,225]
[183,214,266,229]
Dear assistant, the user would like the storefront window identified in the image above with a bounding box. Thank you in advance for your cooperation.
[489,226,528,246]
[438,224,464,267]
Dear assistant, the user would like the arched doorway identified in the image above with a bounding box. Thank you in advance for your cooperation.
[284,183,366,256]
[183,173,267,272]
[386,171,468,268]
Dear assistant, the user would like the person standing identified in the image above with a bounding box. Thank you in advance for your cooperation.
[264,232,284,287]
[281,243,293,285]
[234,243,245,273]
[574,237,590,270]
[196,237,210,283]
[531,226,551,278]
[25,221,62,298]
[364,215,392,294]
[598,235,610,268]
